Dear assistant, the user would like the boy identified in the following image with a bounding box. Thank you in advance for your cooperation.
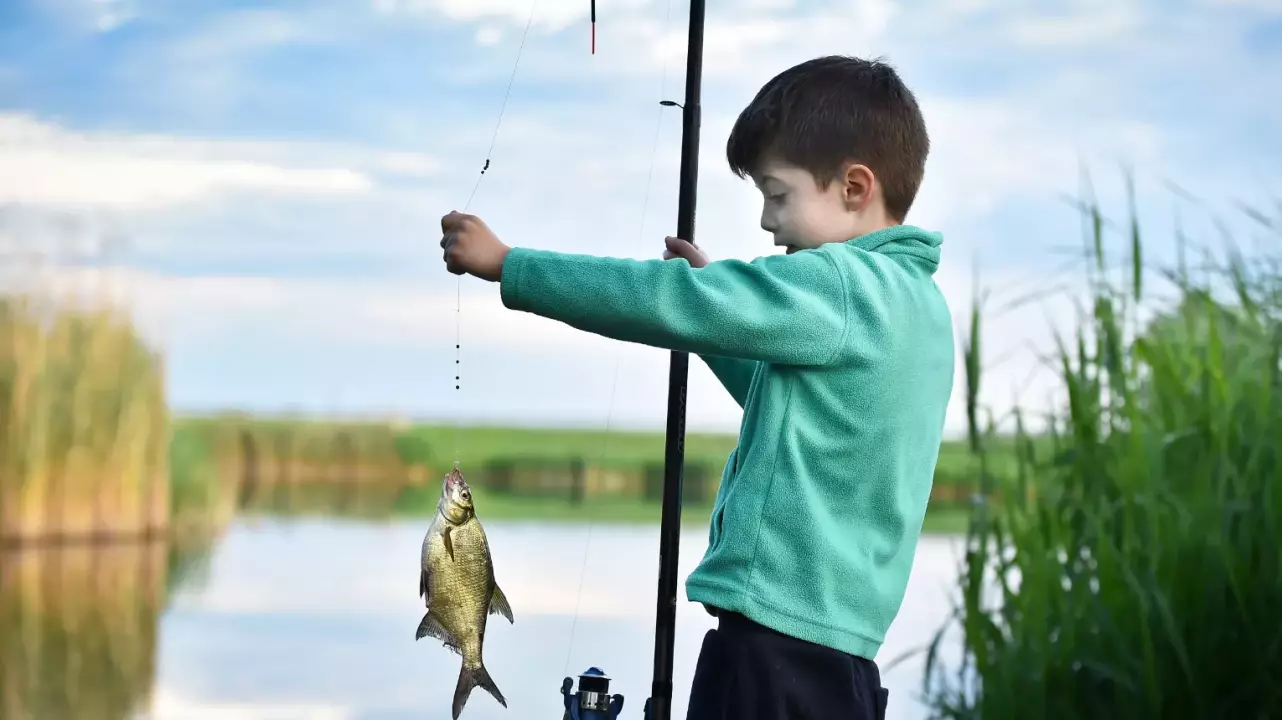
[439,55,954,720]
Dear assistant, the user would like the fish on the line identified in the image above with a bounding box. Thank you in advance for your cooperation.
[418,464,514,719]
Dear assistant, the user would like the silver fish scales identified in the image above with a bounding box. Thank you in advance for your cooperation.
[418,465,514,719]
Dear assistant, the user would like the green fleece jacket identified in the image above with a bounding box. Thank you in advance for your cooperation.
[498,224,955,659]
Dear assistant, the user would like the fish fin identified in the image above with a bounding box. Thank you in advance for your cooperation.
[453,662,506,720]
[489,583,514,624]
[444,526,454,561]
[415,612,461,655]
[419,568,429,599]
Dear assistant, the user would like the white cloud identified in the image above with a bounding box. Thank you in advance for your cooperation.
[1206,0,1282,10]
[567,1,900,82]
[373,0,593,32]
[0,115,369,210]
[92,0,135,31]
[912,98,1166,228]
[0,114,452,211]
[369,152,442,178]
[36,0,138,33]
[172,8,322,57]
[475,24,506,46]
[1006,4,1143,46]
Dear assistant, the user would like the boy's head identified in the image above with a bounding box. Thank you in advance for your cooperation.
[726,55,929,254]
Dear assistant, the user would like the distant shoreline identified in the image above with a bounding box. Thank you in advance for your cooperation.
[233,483,975,536]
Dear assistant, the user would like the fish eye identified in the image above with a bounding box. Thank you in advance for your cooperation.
[461,490,470,500]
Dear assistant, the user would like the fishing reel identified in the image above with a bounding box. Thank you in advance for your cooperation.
[560,667,624,720]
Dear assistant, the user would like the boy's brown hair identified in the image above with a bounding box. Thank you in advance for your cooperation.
[726,55,930,223]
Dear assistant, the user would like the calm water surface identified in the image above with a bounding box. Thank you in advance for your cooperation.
[141,519,965,720]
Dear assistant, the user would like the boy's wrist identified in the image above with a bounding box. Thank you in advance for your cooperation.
[493,245,512,282]
[497,246,526,310]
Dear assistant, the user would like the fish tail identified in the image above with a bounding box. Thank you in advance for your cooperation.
[452,661,506,719]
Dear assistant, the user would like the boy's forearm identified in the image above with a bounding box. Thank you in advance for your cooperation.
[499,247,850,366]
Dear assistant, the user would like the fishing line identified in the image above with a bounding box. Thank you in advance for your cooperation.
[451,0,540,466]
[561,0,676,677]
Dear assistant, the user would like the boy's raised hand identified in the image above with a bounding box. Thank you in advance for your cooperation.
[662,236,710,268]
[440,211,510,282]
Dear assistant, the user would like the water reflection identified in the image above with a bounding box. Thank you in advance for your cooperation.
[147,519,962,720]
[237,478,408,521]
[1,487,964,720]
[0,531,217,720]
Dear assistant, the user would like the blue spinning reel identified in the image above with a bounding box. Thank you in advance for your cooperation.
[560,667,626,720]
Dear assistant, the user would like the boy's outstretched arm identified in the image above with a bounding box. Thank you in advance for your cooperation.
[440,211,856,367]
[663,237,758,407]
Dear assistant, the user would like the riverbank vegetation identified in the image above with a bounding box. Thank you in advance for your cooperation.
[164,415,1018,527]
[922,178,1282,716]
[0,291,169,545]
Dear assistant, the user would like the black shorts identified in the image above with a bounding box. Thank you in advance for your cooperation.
[684,610,889,720]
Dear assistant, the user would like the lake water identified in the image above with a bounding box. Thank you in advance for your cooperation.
[122,518,966,720]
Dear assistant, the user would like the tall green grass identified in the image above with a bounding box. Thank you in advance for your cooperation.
[922,177,1282,716]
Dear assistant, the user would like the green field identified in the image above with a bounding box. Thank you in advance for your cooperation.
[390,481,974,534]
[396,422,740,468]
[382,422,1024,481]
[173,417,1025,495]
[165,415,995,533]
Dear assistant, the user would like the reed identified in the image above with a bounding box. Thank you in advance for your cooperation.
[0,285,169,545]
[921,175,1282,716]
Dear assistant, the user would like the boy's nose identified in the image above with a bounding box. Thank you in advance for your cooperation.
[760,211,776,234]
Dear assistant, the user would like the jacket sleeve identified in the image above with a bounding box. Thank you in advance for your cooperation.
[498,246,858,367]
[699,355,758,407]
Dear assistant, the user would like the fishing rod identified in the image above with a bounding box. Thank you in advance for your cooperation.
[647,0,706,716]
[560,1,705,719]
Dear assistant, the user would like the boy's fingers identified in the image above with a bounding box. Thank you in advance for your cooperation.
[664,236,699,260]
[441,210,470,232]
[444,247,463,274]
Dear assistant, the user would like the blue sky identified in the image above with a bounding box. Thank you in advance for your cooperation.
[1,0,1279,435]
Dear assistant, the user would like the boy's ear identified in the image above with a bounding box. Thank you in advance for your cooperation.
[840,162,876,213]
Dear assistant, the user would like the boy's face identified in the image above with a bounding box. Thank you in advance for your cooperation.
[751,154,889,254]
